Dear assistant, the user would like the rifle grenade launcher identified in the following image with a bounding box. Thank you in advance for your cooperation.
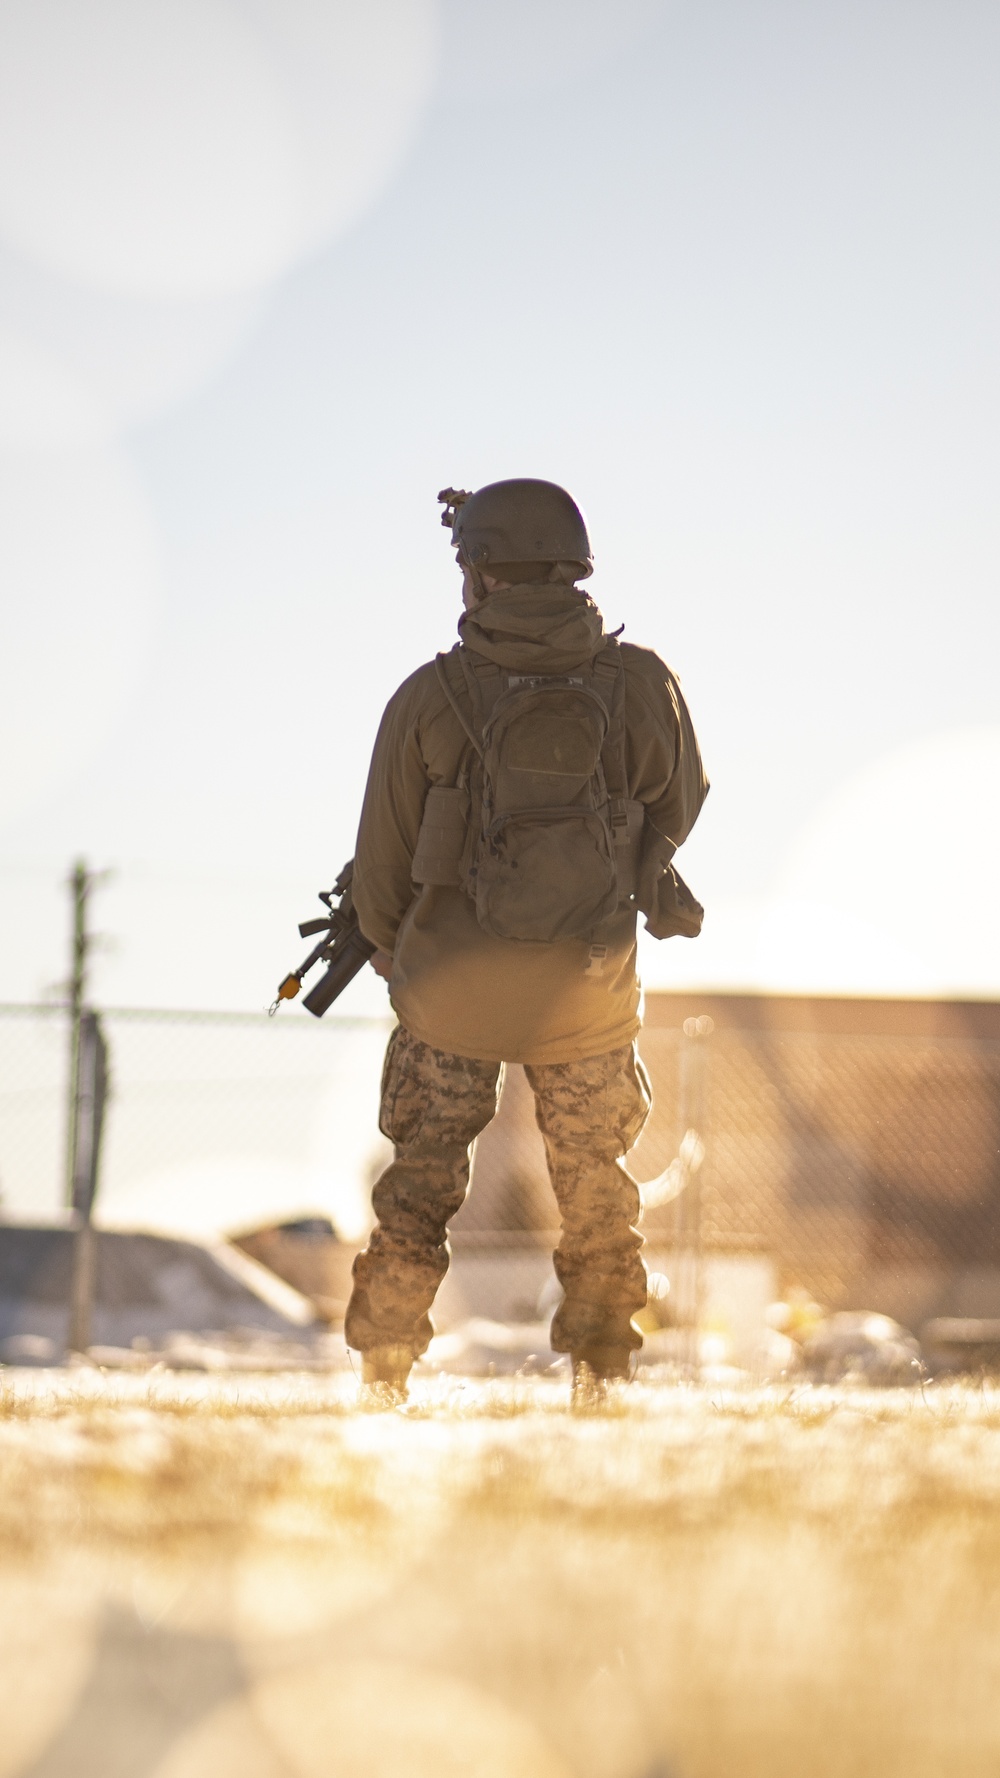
[270,860,375,1019]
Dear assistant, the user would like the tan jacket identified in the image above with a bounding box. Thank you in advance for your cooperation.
[353,585,708,1063]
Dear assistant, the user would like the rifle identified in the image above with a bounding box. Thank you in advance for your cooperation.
[270,860,376,1019]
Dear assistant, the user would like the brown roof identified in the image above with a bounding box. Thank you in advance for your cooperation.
[644,991,1000,1041]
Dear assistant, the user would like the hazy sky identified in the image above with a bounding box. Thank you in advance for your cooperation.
[2,0,999,1013]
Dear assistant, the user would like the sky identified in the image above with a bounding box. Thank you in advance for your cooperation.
[2,0,999,1018]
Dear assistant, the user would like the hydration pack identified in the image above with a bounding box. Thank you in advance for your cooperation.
[412,640,645,943]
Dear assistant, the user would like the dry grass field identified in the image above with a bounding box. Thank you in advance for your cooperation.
[2,1368,1000,1778]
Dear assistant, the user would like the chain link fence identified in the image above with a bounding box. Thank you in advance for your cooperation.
[449,1007,1000,1339]
[633,1021,1000,1324]
[3,999,1000,1346]
[0,1004,391,1244]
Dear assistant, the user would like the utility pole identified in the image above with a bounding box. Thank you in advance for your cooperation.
[67,1010,109,1354]
[63,861,111,1355]
[65,860,106,1205]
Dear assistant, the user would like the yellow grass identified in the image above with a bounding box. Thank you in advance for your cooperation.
[1,1370,999,1777]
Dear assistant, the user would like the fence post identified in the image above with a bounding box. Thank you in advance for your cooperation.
[672,1015,713,1373]
[67,1010,109,1355]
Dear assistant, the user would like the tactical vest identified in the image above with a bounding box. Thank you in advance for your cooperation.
[411,639,646,943]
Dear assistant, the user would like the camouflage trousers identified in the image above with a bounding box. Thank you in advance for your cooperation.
[345,1025,652,1359]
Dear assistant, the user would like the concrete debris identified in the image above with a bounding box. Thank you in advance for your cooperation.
[427,1318,566,1377]
[424,1316,798,1383]
[922,1317,1000,1373]
[77,1330,352,1373]
[0,1224,320,1367]
[798,1311,923,1385]
[231,1216,358,1325]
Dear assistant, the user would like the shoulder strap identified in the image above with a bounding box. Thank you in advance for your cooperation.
[592,639,630,845]
[434,648,483,758]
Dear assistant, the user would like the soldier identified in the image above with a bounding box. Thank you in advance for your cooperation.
[346,479,708,1399]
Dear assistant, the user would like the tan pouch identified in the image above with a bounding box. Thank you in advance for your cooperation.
[638,824,704,939]
[645,865,704,939]
[411,785,469,887]
[614,799,647,902]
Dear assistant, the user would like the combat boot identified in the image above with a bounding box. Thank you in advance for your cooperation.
[360,1343,414,1405]
[571,1345,633,1406]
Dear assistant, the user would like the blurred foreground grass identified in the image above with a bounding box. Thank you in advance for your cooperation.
[1,1370,999,1778]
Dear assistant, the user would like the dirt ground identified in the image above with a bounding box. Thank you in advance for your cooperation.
[1,1367,999,1778]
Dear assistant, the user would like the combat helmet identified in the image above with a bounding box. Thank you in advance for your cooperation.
[438,479,593,579]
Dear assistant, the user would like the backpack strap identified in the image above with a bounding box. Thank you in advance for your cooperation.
[434,648,483,758]
[592,639,630,848]
[426,651,484,890]
[433,643,508,753]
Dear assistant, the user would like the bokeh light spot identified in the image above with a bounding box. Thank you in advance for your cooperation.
[153,1660,573,1778]
[0,411,160,829]
[0,0,441,300]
